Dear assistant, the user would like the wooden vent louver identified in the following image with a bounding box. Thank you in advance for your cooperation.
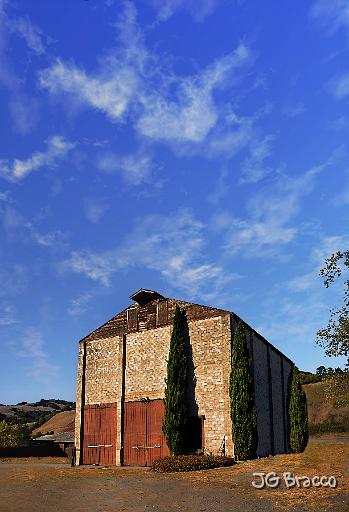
[156,301,168,326]
[127,308,138,331]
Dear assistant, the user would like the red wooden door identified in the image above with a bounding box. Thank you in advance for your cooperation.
[82,403,117,466]
[123,399,169,466]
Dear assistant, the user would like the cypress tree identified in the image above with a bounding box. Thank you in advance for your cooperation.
[163,305,189,455]
[289,366,308,453]
[230,320,258,461]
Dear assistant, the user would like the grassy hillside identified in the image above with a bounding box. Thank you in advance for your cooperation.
[0,399,75,432]
[32,410,75,436]
[304,377,349,434]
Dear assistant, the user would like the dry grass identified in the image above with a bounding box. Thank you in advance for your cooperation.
[304,381,349,427]
[32,410,75,435]
[177,438,349,510]
[0,436,347,511]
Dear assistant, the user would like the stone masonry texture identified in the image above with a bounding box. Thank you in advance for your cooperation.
[75,294,294,464]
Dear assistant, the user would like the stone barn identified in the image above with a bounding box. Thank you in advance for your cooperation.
[75,289,293,466]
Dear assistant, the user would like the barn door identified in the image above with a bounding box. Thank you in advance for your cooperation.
[82,403,117,466]
[123,399,169,466]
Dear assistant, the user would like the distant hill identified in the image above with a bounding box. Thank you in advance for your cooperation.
[32,410,75,436]
[304,379,349,434]
[0,399,75,431]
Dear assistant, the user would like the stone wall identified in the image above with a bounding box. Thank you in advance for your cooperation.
[125,313,232,455]
[75,296,293,464]
[75,336,124,465]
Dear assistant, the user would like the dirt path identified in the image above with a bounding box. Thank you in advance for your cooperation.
[0,438,348,512]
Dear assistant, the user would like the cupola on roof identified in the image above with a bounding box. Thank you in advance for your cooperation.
[129,289,165,306]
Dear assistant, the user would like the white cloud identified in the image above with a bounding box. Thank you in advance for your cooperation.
[39,59,139,122]
[18,328,59,381]
[9,15,46,55]
[84,198,109,224]
[0,304,18,326]
[310,0,349,35]
[68,292,93,317]
[208,167,228,204]
[0,262,27,297]
[38,2,252,150]
[67,249,115,287]
[65,209,238,299]
[0,135,76,181]
[217,150,341,257]
[239,134,274,184]
[329,73,349,99]
[286,235,349,293]
[149,0,223,23]
[96,151,155,185]
[0,2,42,134]
[0,190,11,202]
[137,43,251,143]
[1,205,69,250]
[9,92,40,136]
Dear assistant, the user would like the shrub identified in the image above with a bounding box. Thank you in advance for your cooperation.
[163,305,190,455]
[0,421,30,448]
[151,454,235,472]
[289,366,309,452]
[229,320,257,461]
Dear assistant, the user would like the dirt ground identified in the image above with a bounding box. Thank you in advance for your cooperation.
[0,436,348,512]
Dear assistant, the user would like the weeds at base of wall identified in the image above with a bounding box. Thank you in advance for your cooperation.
[151,454,235,472]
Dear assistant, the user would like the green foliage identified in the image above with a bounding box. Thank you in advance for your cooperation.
[31,411,57,431]
[299,366,347,385]
[289,367,309,453]
[323,373,349,404]
[151,454,234,472]
[316,250,349,365]
[163,305,190,455]
[229,321,257,461]
[299,371,321,385]
[309,417,349,434]
[0,421,30,448]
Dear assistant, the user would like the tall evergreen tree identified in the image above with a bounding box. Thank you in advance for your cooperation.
[163,305,189,455]
[289,366,308,453]
[230,320,258,461]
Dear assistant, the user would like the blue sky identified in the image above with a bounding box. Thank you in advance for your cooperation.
[0,0,348,404]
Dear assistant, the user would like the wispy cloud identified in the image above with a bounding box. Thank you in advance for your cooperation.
[149,0,223,23]
[65,208,239,299]
[137,43,251,144]
[310,0,349,36]
[68,292,93,317]
[216,150,342,257]
[0,304,18,326]
[18,328,59,381]
[0,190,11,202]
[0,262,27,298]
[96,151,156,186]
[208,167,228,204]
[1,205,69,251]
[329,73,349,99]
[239,134,274,184]
[39,59,138,122]
[0,136,76,181]
[286,234,349,293]
[0,2,42,134]
[84,198,109,224]
[9,15,46,55]
[38,2,252,151]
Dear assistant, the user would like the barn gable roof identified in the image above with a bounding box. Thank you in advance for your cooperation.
[78,289,293,365]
